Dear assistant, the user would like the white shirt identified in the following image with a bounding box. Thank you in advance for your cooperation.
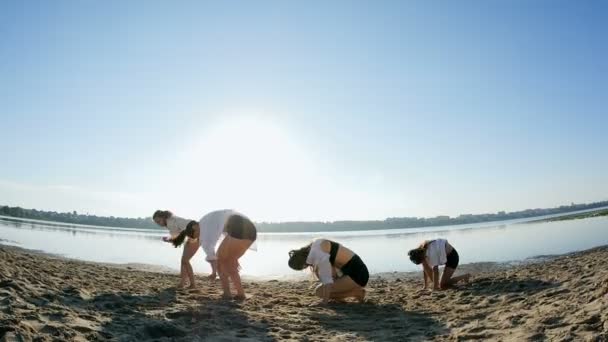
[426,239,448,268]
[198,209,240,262]
[165,215,191,238]
[306,239,334,285]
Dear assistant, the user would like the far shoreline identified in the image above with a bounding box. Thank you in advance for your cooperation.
[530,208,608,223]
[2,200,608,233]
[2,204,608,236]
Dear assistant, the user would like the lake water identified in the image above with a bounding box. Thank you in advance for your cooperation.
[1,210,607,279]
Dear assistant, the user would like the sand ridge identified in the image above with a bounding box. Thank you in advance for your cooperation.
[0,245,607,341]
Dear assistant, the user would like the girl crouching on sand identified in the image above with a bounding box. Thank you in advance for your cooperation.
[408,239,470,290]
[153,210,200,289]
[288,239,368,304]
[171,209,257,300]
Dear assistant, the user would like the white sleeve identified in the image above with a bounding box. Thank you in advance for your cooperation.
[199,213,225,262]
[426,244,439,268]
[165,218,180,237]
[438,241,448,266]
[307,240,334,284]
[166,227,180,238]
[202,239,217,261]
[316,258,334,285]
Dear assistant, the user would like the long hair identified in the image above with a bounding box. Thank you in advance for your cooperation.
[407,248,426,264]
[152,210,172,221]
[288,243,312,270]
[407,240,433,265]
[172,221,197,248]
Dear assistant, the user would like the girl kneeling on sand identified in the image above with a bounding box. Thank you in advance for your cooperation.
[171,209,257,300]
[153,210,200,289]
[288,239,368,304]
[407,239,470,290]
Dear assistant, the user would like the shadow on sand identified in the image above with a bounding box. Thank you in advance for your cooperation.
[52,286,273,340]
[165,299,273,341]
[307,301,447,341]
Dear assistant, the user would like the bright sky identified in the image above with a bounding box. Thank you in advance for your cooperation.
[1,1,607,222]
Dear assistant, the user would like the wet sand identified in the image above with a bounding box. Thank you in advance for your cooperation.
[1,244,607,341]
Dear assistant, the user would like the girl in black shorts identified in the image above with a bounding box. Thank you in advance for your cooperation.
[288,239,369,304]
[407,239,470,290]
[171,210,257,300]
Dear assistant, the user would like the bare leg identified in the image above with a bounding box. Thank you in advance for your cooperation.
[185,263,195,288]
[423,268,433,289]
[217,236,253,299]
[181,241,199,288]
[440,267,471,288]
[218,236,253,299]
[178,264,187,288]
[218,274,231,298]
[330,287,366,303]
[227,259,245,299]
[315,276,365,303]
[449,274,471,284]
[216,239,232,298]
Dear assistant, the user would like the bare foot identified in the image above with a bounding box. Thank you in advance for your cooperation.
[176,282,186,289]
[221,293,233,300]
[355,288,366,303]
[187,284,197,290]
[233,294,246,301]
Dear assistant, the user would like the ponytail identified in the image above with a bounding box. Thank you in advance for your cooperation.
[172,221,197,248]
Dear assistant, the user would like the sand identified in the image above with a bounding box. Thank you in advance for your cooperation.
[1,245,607,341]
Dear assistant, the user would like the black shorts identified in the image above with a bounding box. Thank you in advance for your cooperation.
[225,215,257,242]
[341,254,369,287]
[446,248,459,269]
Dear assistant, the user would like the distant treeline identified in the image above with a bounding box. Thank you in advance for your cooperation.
[1,200,608,233]
[0,206,158,230]
[256,201,608,232]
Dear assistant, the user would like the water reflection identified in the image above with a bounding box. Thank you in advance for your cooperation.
[1,215,607,278]
[1,217,163,241]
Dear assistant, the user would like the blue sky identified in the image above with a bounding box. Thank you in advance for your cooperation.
[1,1,606,221]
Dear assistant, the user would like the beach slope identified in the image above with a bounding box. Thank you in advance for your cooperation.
[0,245,607,341]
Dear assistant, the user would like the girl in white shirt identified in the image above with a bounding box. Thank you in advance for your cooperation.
[288,238,368,304]
[153,210,200,289]
[171,209,257,300]
[407,239,470,290]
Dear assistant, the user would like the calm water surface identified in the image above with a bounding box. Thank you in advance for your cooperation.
[1,212,607,278]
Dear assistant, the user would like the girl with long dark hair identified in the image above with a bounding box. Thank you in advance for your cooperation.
[153,210,200,289]
[288,238,368,304]
[407,239,470,290]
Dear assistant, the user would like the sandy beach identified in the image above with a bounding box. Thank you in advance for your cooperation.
[1,245,606,341]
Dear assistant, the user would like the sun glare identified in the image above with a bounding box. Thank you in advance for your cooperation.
[171,116,322,220]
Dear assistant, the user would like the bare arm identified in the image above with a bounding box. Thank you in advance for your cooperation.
[422,260,433,289]
[320,284,332,304]
[433,266,440,290]
[315,258,334,304]
[421,265,430,289]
